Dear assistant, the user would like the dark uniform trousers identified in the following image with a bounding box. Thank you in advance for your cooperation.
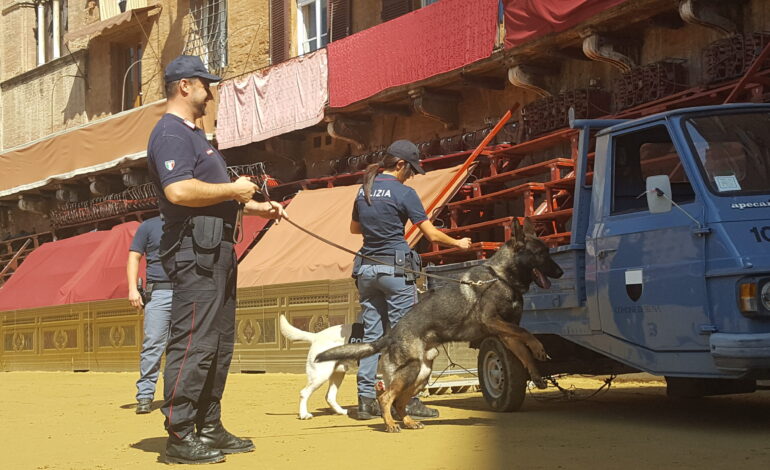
[160,236,237,438]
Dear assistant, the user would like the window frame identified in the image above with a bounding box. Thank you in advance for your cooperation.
[609,124,696,216]
[297,0,328,55]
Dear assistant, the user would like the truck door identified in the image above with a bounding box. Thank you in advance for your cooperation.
[592,124,711,351]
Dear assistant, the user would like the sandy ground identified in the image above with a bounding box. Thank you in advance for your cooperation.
[1,371,769,470]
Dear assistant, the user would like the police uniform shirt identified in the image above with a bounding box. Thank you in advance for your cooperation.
[129,216,170,283]
[147,114,237,226]
[352,174,428,256]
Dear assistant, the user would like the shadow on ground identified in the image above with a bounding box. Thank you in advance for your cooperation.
[130,436,167,464]
[120,399,164,411]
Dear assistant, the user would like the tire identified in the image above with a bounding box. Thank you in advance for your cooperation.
[478,337,528,412]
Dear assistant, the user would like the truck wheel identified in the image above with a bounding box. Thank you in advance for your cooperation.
[478,337,528,412]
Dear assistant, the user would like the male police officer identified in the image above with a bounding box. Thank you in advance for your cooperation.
[147,55,286,465]
[127,215,172,414]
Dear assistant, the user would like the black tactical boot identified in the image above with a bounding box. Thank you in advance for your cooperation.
[356,395,382,420]
[198,422,255,454]
[135,398,152,415]
[165,432,225,465]
[405,397,439,419]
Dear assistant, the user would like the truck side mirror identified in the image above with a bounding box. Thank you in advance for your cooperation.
[646,175,672,214]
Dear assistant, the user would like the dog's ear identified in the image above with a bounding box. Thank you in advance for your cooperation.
[511,218,525,245]
[523,217,536,238]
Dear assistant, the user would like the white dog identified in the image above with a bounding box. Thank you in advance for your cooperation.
[279,315,356,419]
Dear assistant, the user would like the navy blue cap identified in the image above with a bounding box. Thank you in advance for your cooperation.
[387,140,425,175]
[164,55,222,83]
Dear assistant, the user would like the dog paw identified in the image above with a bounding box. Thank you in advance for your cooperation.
[299,413,314,420]
[403,421,424,430]
[385,424,401,433]
[532,377,548,390]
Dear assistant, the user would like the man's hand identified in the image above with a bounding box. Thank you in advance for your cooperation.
[128,288,144,309]
[243,200,288,220]
[231,177,259,203]
[455,237,472,250]
[262,201,287,220]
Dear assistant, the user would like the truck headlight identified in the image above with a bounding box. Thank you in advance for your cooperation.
[738,278,770,317]
[761,282,770,311]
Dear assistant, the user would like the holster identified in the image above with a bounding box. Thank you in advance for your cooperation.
[141,282,153,305]
[405,250,422,282]
[137,279,151,305]
[190,215,223,272]
[351,252,363,278]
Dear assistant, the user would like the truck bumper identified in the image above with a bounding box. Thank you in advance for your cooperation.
[710,333,770,371]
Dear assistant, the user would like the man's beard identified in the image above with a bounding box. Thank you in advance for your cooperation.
[195,100,207,118]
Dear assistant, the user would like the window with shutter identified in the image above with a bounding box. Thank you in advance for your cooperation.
[270,0,290,64]
[381,0,411,22]
[328,0,350,43]
[297,0,328,54]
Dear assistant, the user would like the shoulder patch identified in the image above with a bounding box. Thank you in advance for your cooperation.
[164,160,175,171]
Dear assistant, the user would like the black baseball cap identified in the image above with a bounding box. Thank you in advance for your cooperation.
[164,55,222,83]
[387,139,425,175]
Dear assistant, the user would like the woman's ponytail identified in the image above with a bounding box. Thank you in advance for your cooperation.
[362,162,382,205]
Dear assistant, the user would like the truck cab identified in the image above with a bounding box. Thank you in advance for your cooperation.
[584,104,770,376]
[427,103,770,410]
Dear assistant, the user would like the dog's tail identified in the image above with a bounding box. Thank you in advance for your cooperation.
[315,337,386,363]
[278,315,315,343]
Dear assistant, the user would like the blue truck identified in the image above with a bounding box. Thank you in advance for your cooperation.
[426,103,770,411]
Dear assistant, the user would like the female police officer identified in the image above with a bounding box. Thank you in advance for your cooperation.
[351,139,472,420]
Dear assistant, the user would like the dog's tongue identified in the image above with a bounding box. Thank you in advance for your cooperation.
[533,268,550,289]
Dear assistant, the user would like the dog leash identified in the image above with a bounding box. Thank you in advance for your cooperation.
[230,165,497,288]
[282,215,497,288]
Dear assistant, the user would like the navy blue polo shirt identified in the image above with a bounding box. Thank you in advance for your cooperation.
[147,114,237,226]
[129,216,170,282]
[352,174,428,256]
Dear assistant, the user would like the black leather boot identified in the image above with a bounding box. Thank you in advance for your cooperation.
[165,432,225,465]
[405,397,439,419]
[198,422,255,454]
[356,395,381,420]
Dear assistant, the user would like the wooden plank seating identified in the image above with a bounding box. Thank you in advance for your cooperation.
[530,208,574,237]
[435,216,518,251]
[480,145,527,176]
[447,182,546,226]
[475,158,575,187]
[543,172,593,211]
[421,241,503,264]
[541,232,572,248]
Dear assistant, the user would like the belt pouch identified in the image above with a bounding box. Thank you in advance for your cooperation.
[394,250,407,277]
[191,215,223,272]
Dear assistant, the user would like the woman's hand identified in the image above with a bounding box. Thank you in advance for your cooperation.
[454,237,472,250]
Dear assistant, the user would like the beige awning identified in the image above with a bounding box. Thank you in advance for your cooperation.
[0,100,166,198]
[237,165,470,287]
[63,5,160,44]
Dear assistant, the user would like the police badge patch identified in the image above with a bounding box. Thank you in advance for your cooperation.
[625,269,643,302]
[164,160,175,171]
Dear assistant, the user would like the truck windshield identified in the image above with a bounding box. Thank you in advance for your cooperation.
[684,112,770,195]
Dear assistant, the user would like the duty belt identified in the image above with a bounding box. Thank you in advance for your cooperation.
[361,255,395,265]
[147,281,173,290]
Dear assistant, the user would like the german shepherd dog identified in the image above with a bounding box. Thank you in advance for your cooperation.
[316,218,564,432]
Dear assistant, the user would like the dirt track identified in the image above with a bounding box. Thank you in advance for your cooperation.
[1,371,769,470]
